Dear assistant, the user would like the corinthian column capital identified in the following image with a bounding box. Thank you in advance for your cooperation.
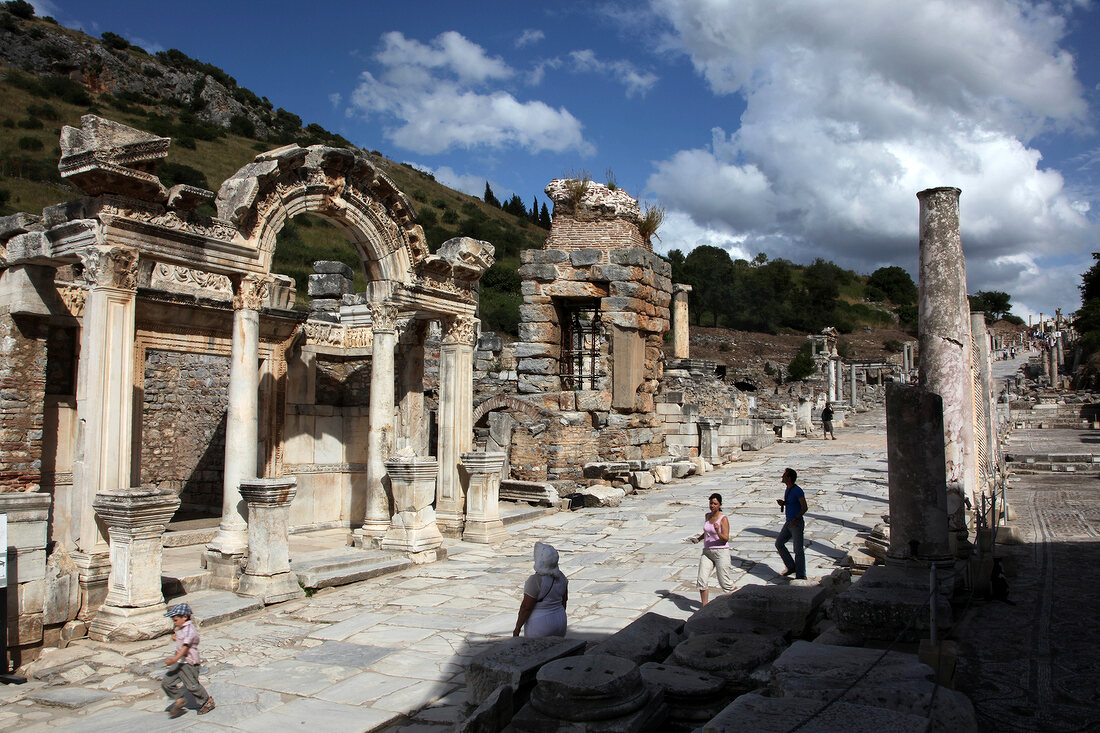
[78,245,139,290]
[233,273,274,311]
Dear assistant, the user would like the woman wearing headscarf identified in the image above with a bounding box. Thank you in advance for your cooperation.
[513,542,568,637]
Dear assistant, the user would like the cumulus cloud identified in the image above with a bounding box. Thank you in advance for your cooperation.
[351,31,593,156]
[329,92,342,110]
[648,0,1097,315]
[407,163,488,198]
[568,49,658,97]
[516,29,545,48]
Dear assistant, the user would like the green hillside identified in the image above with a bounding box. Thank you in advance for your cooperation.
[0,6,541,331]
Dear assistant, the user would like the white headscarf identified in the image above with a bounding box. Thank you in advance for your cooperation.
[533,541,565,581]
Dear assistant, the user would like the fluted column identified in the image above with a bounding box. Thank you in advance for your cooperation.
[208,274,271,564]
[460,452,507,544]
[917,187,977,549]
[436,315,477,535]
[70,245,138,616]
[88,487,179,641]
[237,477,303,604]
[671,284,692,359]
[356,299,399,546]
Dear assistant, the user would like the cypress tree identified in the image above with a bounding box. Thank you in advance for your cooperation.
[483,182,500,208]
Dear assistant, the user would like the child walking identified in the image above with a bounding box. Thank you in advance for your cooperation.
[162,603,215,718]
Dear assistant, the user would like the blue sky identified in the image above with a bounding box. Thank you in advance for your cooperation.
[31,0,1100,322]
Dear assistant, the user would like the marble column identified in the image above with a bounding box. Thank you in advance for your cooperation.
[88,487,179,641]
[834,358,844,404]
[884,384,952,565]
[849,364,857,408]
[237,477,303,604]
[397,320,429,456]
[381,456,443,555]
[71,245,138,616]
[917,187,977,547]
[356,299,399,545]
[971,313,997,492]
[208,274,271,575]
[826,358,837,402]
[460,451,508,544]
[436,315,477,536]
[671,284,692,359]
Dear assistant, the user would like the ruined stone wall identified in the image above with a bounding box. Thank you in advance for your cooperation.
[139,350,230,515]
[315,356,371,406]
[0,313,47,491]
[545,217,645,253]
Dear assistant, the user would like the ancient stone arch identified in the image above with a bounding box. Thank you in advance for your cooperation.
[473,395,552,425]
[215,145,427,283]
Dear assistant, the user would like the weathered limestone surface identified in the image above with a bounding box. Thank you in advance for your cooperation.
[585,612,684,665]
[917,187,977,533]
[466,636,586,706]
[237,477,304,604]
[833,565,952,642]
[381,456,443,555]
[88,487,179,641]
[460,451,507,544]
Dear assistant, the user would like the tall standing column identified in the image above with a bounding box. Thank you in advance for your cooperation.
[435,315,477,536]
[971,313,997,493]
[208,275,269,571]
[397,320,429,456]
[849,363,857,407]
[917,187,977,549]
[70,245,138,618]
[88,487,179,641]
[356,299,399,546]
[834,358,844,403]
[671,284,692,359]
[826,358,837,402]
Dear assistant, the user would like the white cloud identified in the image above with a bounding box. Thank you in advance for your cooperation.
[653,209,752,261]
[407,163,487,198]
[350,31,593,156]
[647,0,1097,316]
[568,49,658,98]
[526,58,561,86]
[516,29,545,48]
[329,92,342,110]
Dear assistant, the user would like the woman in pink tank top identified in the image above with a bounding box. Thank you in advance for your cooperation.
[690,492,733,606]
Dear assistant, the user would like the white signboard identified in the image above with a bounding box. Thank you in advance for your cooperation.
[0,513,7,590]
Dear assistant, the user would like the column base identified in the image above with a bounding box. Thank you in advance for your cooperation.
[88,603,172,642]
[203,550,245,591]
[435,511,465,538]
[207,527,248,557]
[380,513,444,554]
[351,526,386,549]
[462,519,508,544]
[238,571,305,605]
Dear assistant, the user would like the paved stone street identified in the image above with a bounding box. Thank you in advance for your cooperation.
[0,411,890,732]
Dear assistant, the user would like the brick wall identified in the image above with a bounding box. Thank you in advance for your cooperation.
[0,313,47,492]
[545,216,646,252]
[140,350,230,515]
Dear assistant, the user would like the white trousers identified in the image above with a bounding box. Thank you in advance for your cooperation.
[697,547,734,591]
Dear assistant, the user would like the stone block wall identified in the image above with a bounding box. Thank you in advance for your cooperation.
[0,313,47,492]
[140,350,230,516]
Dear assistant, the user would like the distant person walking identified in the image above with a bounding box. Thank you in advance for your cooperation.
[775,468,808,579]
[690,492,734,606]
[821,402,836,440]
[162,603,215,718]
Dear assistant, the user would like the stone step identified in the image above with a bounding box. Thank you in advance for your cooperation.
[175,589,264,627]
[290,548,423,589]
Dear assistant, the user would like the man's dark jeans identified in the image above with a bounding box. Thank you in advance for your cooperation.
[776,517,806,578]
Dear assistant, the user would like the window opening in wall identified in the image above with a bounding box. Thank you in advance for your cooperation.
[560,301,601,390]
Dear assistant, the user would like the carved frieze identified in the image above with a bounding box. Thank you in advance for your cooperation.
[57,284,87,317]
[233,273,274,311]
[345,326,373,349]
[442,315,478,346]
[151,263,232,298]
[78,245,139,290]
[98,197,237,242]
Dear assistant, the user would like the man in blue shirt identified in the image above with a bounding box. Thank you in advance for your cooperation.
[775,467,808,579]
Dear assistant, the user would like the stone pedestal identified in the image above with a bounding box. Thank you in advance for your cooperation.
[461,452,508,544]
[88,487,179,641]
[237,477,304,604]
[884,383,951,565]
[0,493,52,659]
[381,456,443,555]
[697,418,722,464]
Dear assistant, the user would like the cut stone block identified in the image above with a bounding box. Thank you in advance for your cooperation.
[671,461,696,479]
[667,632,785,692]
[578,484,626,508]
[586,612,684,665]
[639,662,730,729]
[704,692,928,733]
[466,636,586,706]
